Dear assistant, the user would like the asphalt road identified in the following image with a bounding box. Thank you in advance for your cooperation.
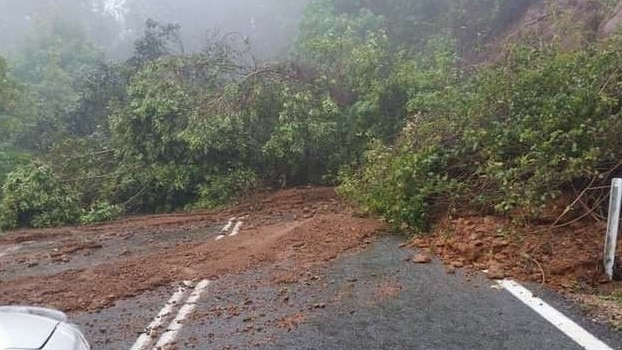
[71,236,622,350]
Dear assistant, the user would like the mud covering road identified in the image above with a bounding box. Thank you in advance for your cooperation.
[0,187,621,349]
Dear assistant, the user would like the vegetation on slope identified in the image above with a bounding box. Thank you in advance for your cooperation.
[1,0,621,230]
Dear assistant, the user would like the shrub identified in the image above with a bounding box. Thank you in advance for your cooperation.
[190,168,258,209]
[0,162,81,229]
[80,201,123,225]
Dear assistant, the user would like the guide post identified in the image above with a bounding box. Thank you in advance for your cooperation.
[604,178,622,280]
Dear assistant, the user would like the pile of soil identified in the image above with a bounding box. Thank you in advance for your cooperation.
[0,187,341,247]
[0,187,384,312]
[410,215,621,290]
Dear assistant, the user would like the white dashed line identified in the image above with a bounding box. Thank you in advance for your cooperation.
[498,279,614,350]
[229,221,243,237]
[129,282,191,350]
[216,219,243,240]
[153,279,210,348]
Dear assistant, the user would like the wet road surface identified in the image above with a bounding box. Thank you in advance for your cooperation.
[72,236,622,350]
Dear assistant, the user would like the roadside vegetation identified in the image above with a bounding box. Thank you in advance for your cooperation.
[1,0,621,230]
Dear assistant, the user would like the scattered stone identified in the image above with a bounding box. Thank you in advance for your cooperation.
[493,239,510,250]
[456,243,470,254]
[486,262,505,280]
[451,261,464,268]
[412,253,432,264]
[410,238,429,248]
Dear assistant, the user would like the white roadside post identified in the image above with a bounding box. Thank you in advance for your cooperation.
[604,178,622,280]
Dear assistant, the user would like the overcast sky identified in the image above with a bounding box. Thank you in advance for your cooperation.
[0,0,309,59]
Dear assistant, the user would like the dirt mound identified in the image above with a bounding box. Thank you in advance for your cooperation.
[238,186,340,215]
[0,211,383,312]
[0,187,339,245]
[410,216,620,290]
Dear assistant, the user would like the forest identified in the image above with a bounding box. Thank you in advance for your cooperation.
[1,0,622,231]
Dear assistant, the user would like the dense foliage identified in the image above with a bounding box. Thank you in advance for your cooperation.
[0,162,81,228]
[1,0,621,231]
[341,42,622,230]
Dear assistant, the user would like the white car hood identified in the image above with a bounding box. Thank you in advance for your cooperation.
[0,311,59,349]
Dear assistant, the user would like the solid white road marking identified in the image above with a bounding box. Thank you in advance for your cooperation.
[153,279,210,348]
[498,279,614,350]
[129,283,191,350]
[229,221,243,237]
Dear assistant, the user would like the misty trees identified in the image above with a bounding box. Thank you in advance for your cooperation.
[0,57,32,185]
[0,58,25,139]
[0,0,310,61]
[129,19,183,67]
[12,17,104,151]
[0,16,348,228]
[64,62,129,137]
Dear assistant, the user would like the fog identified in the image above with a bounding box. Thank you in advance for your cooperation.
[0,0,309,59]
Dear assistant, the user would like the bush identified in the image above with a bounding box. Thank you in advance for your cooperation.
[189,168,258,209]
[0,162,81,229]
[339,141,459,231]
[80,201,123,225]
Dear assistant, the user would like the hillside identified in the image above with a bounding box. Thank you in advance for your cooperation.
[466,0,622,61]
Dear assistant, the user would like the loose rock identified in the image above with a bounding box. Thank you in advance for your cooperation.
[412,253,432,264]
[486,262,505,280]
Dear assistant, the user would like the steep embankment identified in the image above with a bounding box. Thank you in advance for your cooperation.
[472,0,620,61]
[601,1,622,35]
